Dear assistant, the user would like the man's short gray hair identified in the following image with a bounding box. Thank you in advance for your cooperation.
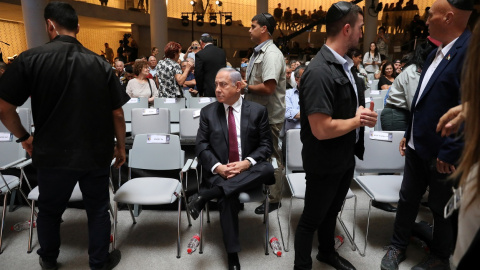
[218,67,242,86]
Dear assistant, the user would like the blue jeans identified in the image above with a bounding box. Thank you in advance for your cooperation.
[36,167,111,269]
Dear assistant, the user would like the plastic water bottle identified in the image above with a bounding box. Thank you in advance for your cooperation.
[334,235,344,250]
[11,220,36,232]
[269,236,282,257]
[187,234,200,254]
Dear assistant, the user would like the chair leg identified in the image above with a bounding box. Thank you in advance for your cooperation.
[286,196,293,252]
[206,202,210,223]
[276,197,287,252]
[264,190,269,255]
[176,197,181,259]
[17,189,35,216]
[0,193,8,254]
[8,189,17,212]
[126,204,137,224]
[357,199,372,257]
[338,195,358,251]
[28,200,35,253]
[181,188,192,226]
[112,202,118,250]
[199,209,204,254]
[108,203,114,219]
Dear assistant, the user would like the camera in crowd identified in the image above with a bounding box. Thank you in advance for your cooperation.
[120,33,131,46]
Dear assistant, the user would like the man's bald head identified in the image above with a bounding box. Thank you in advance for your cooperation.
[427,0,472,44]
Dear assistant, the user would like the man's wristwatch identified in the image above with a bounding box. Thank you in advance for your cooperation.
[245,159,253,168]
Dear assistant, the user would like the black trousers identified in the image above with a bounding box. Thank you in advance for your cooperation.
[294,166,355,270]
[390,146,455,259]
[36,167,111,269]
[205,161,274,253]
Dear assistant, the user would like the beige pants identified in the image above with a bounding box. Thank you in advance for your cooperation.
[268,122,285,203]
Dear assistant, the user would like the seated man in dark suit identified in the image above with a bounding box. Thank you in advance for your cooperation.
[188,67,274,269]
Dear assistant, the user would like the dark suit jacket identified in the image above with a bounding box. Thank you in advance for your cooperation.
[196,99,273,181]
[195,44,226,97]
[405,30,470,164]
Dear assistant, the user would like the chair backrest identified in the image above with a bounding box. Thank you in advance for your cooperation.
[153,98,186,122]
[131,108,170,137]
[129,134,183,170]
[374,108,383,131]
[122,97,149,122]
[366,96,385,111]
[179,108,200,143]
[355,130,405,174]
[369,79,379,90]
[188,97,216,109]
[285,129,304,175]
[0,108,31,165]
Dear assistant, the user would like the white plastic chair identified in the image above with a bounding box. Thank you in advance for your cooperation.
[280,129,357,252]
[153,98,186,134]
[179,109,200,145]
[0,108,33,254]
[131,108,170,137]
[374,108,383,131]
[122,97,149,133]
[354,130,405,256]
[112,134,193,258]
[187,97,216,109]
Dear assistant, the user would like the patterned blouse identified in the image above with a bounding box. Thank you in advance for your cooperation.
[155,58,182,98]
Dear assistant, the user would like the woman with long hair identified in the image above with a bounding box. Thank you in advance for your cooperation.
[363,42,381,76]
[378,62,396,90]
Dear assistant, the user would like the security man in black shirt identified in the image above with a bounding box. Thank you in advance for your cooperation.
[294,2,377,270]
[0,2,129,270]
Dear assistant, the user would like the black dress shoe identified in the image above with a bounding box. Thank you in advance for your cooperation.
[228,252,241,270]
[187,193,205,220]
[228,261,241,270]
[372,201,397,212]
[316,251,356,270]
[254,202,281,215]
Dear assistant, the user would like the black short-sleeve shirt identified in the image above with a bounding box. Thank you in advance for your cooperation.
[299,45,365,173]
[0,35,130,170]
[378,75,393,89]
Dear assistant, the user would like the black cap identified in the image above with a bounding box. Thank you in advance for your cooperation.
[261,13,277,35]
[326,1,354,25]
[447,0,474,10]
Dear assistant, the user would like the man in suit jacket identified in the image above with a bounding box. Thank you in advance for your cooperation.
[381,1,473,270]
[195,33,226,97]
[188,67,274,269]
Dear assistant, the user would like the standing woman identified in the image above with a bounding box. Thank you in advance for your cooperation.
[363,42,382,77]
[156,41,193,98]
[126,59,158,106]
[378,62,396,90]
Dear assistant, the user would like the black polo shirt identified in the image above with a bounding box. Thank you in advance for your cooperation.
[299,45,365,174]
[0,35,130,170]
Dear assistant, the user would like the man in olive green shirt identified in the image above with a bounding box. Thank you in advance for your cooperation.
[243,13,286,214]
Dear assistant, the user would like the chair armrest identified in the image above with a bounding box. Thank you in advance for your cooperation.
[271,158,278,169]
[14,158,32,169]
[182,159,193,173]
[190,157,198,170]
[0,158,27,170]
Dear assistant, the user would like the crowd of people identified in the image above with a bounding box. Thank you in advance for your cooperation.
[0,0,479,270]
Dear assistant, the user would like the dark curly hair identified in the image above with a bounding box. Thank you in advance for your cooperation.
[164,41,181,60]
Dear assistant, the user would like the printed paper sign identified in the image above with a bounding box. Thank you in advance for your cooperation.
[147,134,170,144]
[193,110,201,118]
[143,108,159,115]
[365,97,373,103]
[370,90,380,95]
[0,132,13,142]
[369,131,393,142]
[127,98,140,103]
[165,98,176,104]
[199,98,211,104]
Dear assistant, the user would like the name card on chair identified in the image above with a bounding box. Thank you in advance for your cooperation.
[127,98,140,103]
[147,134,170,144]
[164,98,176,104]
[369,131,393,142]
[142,108,159,115]
[370,90,380,95]
[365,97,373,103]
[193,109,201,118]
[199,97,211,104]
[0,132,13,142]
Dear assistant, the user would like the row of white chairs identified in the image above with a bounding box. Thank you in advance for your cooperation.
[280,129,405,256]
